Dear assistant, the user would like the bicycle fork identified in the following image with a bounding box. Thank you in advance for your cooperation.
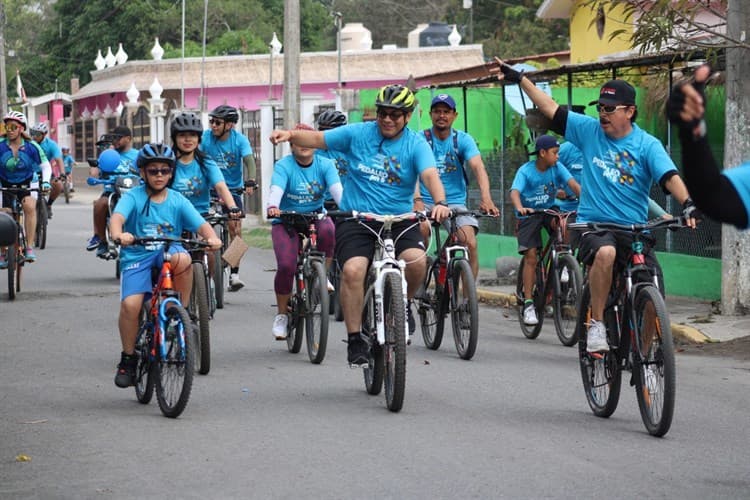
[371,260,407,346]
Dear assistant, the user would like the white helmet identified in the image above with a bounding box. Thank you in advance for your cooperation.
[3,111,27,129]
[30,122,49,135]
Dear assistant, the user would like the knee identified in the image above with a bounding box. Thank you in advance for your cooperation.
[342,260,366,285]
[594,246,616,266]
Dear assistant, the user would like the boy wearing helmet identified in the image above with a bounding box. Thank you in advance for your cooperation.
[201,105,256,291]
[109,143,221,388]
[30,122,64,218]
[270,84,450,366]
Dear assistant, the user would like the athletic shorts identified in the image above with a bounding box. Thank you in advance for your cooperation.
[120,245,188,300]
[335,218,425,266]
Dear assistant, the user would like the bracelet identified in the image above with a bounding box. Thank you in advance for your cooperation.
[413,197,423,202]
[435,200,448,207]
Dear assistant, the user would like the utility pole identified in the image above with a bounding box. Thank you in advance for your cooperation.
[283,0,300,128]
[0,2,8,114]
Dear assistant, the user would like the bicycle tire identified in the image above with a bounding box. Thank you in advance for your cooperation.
[633,285,676,437]
[329,262,344,321]
[553,253,583,347]
[286,294,304,354]
[190,262,211,375]
[516,257,543,339]
[155,303,194,418]
[383,273,406,412]
[305,260,329,364]
[577,284,622,418]
[450,259,479,360]
[134,305,155,404]
[362,284,383,396]
[417,259,445,350]
[6,244,16,300]
[212,223,225,309]
[35,198,47,250]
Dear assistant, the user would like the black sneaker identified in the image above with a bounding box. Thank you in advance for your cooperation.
[114,353,137,388]
[347,334,369,366]
[46,202,53,219]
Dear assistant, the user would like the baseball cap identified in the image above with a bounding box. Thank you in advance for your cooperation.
[535,134,560,152]
[430,94,456,111]
[111,125,132,138]
[589,80,636,106]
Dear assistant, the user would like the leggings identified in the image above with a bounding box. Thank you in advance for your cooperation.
[272,218,335,295]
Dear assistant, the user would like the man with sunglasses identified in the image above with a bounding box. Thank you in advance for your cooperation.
[269,84,451,366]
[201,105,256,291]
[498,61,698,353]
[30,123,64,219]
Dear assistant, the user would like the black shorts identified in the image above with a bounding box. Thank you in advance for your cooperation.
[0,179,32,209]
[516,214,554,254]
[335,219,425,266]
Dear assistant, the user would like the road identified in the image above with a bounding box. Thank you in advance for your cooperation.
[1,187,748,499]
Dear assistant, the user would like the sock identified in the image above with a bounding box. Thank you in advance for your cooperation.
[231,267,239,274]
[347,331,361,341]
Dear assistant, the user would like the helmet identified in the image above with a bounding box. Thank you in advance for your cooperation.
[136,143,176,170]
[170,111,203,138]
[30,123,49,135]
[3,111,27,129]
[375,84,415,112]
[317,110,347,130]
[208,105,239,123]
[97,149,122,174]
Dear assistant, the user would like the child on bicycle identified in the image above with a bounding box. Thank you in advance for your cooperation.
[266,123,342,340]
[510,135,581,326]
[109,143,221,389]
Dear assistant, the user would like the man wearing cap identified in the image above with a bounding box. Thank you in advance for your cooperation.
[415,93,500,281]
[510,134,581,326]
[498,62,698,352]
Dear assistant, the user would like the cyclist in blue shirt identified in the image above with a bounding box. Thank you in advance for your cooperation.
[266,123,343,340]
[315,109,349,209]
[499,62,698,353]
[200,105,256,291]
[667,64,750,229]
[0,111,51,264]
[62,147,75,191]
[30,123,64,218]
[511,135,581,325]
[270,84,451,366]
[109,143,220,389]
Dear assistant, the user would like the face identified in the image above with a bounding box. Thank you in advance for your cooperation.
[4,120,23,139]
[141,161,173,189]
[596,102,635,138]
[32,132,45,143]
[209,117,231,138]
[538,146,560,168]
[175,131,200,154]
[291,142,315,165]
[376,107,410,139]
[114,135,131,152]
[430,104,457,130]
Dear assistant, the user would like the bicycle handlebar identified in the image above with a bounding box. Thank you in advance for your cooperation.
[569,216,687,233]
[0,186,40,193]
[326,210,427,223]
[117,235,212,249]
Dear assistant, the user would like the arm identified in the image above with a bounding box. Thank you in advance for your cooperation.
[510,189,531,216]
[412,180,425,211]
[269,129,326,149]
[109,213,134,246]
[419,167,450,222]
[243,154,256,194]
[467,155,499,215]
[214,181,240,212]
[196,221,222,250]
[567,178,581,198]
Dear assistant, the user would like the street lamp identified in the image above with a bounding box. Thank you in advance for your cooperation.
[268,32,282,99]
[333,12,343,89]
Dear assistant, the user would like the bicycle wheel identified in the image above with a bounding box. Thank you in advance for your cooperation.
[212,223,225,309]
[286,293,304,354]
[329,262,344,322]
[189,262,211,375]
[305,260,329,364]
[577,284,622,418]
[6,245,16,300]
[516,257,544,339]
[362,284,384,396]
[417,259,445,350]
[383,273,406,412]
[450,259,479,360]
[134,305,155,404]
[633,285,676,437]
[35,198,48,250]
[155,303,194,418]
[553,253,583,347]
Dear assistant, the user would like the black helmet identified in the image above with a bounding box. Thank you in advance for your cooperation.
[317,110,347,130]
[208,105,239,123]
[170,111,203,139]
[375,84,415,112]
[137,143,176,170]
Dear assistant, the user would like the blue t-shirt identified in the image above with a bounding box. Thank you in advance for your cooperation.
[419,128,481,205]
[63,154,75,173]
[270,154,341,223]
[172,156,225,214]
[0,138,47,184]
[511,160,572,215]
[102,148,139,194]
[565,112,677,224]
[200,129,253,189]
[114,185,206,269]
[38,137,62,162]
[324,122,436,214]
[556,141,585,212]
[723,162,750,229]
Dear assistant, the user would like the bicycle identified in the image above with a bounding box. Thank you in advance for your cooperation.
[570,217,685,437]
[129,235,209,418]
[515,209,582,346]
[34,193,48,250]
[59,172,72,204]
[186,238,214,375]
[278,210,330,364]
[416,209,494,360]
[331,210,425,412]
[0,186,39,300]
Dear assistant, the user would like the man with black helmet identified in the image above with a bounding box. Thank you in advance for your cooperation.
[316,109,349,207]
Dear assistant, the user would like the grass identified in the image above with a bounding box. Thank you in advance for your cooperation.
[243,227,272,249]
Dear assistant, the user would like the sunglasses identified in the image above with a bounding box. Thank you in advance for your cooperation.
[209,119,225,126]
[145,168,173,176]
[376,109,405,121]
[4,123,21,132]
[596,104,629,114]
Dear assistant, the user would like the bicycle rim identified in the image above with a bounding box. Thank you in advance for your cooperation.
[553,253,583,347]
[212,224,225,309]
[417,261,445,350]
[286,295,303,353]
[36,200,47,250]
[383,273,406,412]
[191,263,211,375]
[7,245,16,300]
[155,304,194,418]
[633,286,675,437]
[135,306,154,404]
[362,286,384,395]
[516,258,543,339]
[450,259,479,360]
[305,260,329,364]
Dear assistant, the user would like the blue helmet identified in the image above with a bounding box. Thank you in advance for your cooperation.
[97,149,122,173]
[136,143,176,170]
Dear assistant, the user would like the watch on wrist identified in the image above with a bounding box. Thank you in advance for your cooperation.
[435,200,448,207]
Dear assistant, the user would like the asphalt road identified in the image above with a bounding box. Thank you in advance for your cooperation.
[1,190,748,499]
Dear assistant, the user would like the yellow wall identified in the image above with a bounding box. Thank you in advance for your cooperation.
[569,1,633,63]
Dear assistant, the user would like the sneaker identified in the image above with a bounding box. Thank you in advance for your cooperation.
[114,353,138,388]
[560,266,569,284]
[586,319,609,353]
[347,334,369,366]
[86,235,102,251]
[46,203,53,219]
[0,254,6,270]
[523,302,539,325]
[229,273,245,291]
[272,314,288,340]
[327,278,335,292]
[24,247,36,262]
[96,242,110,259]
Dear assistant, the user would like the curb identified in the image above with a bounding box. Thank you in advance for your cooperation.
[476,288,711,345]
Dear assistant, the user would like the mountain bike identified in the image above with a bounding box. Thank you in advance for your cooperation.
[416,209,494,360]
[278,211,330,364]
[187,239,213,375]
[570,217,685,437]
[129,236,209,418]
[515,209,582,346]
[0,186,39,300]
[60,172,72,204]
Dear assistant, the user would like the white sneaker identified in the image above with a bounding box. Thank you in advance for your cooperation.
[586,319,609,352]
[523,303,539,325]
[229,273,245,291]
[560,266,570,284]
[327,278,335,292]
[272,314,288,340]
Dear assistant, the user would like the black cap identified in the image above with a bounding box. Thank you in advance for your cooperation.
[111,125,132,138]
[589,80,636,106]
